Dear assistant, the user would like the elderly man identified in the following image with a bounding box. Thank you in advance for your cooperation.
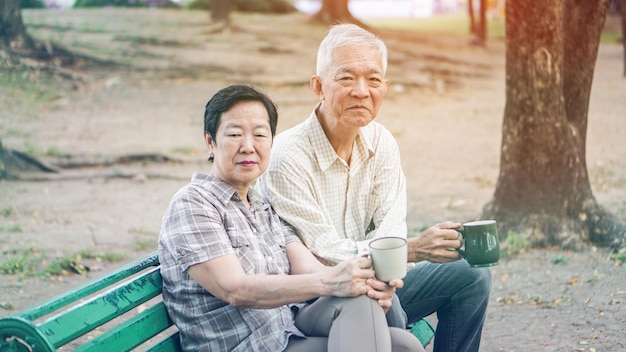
[258,24,492,351]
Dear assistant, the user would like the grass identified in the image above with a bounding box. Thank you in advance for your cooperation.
[502,230,528,257]
[0,58,68,104]
[368,11,621,44]
[0,224,22,233]
[610,251,626,265]
[1,206,14,217]
[0,247,127,277]
[367,13,506,40]
[552,254,569,265]
[0,247,42,276]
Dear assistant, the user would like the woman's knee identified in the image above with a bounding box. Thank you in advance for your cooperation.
[389,327,424,352]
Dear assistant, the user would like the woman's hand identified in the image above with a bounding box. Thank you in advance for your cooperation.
[366,278,403,314]
[323,257,375,297]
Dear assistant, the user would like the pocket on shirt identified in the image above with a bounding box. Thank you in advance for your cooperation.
[228,229,256,272]
[361,194,378,236]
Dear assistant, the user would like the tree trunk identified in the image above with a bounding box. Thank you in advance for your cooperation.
[310,0,363,26]
[477,0,488,44]
[483,0,626,251]
[617,0,626,77]
[211,0,230,24]
[1,0,78,65]
[468,0,488,46]
[0,0,38,54]
[468,0,476,35]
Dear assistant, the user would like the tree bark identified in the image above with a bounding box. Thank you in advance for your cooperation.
[617,0,626,77]
[468,0,488,46]
[0,0,38,54]
[483,0,625,251]
[211,0,230,24]
[468,0,476,35]
[1,0,79,65]
[310,0,363,26]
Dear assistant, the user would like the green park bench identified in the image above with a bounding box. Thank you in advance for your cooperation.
[0,252,435,351]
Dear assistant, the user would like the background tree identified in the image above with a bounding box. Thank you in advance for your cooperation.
[483,0,626,250]
[1,0,40,56]
[617,0,626,77]
[1,0,77,64]
[310,0,364,26]
[211,0,230,24]
[468,0,488,46]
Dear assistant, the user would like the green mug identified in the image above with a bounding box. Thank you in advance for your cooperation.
[455,220,500,267]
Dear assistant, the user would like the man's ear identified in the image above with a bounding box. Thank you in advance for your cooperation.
[310,75,324,100]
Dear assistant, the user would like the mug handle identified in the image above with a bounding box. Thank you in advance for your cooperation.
[454,228,466,259]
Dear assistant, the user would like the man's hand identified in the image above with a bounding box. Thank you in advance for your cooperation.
[366,278,403,314]
[407,221,463,263]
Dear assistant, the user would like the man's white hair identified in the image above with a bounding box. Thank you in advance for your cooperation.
[316,23,388,77]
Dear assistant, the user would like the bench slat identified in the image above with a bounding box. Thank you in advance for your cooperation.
[73,302,175,352]
[145,331,182,352]
[18,254,159,321]
[38,267,163,348]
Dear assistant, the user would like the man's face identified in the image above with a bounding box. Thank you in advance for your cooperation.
[315,45,388,128]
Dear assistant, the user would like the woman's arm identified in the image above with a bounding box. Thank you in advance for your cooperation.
[187,244,374,309]
[285,241,327,274]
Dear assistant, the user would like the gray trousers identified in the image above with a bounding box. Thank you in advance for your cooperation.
[284,295,424,352]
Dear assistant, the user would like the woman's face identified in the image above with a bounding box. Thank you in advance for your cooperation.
[205,101,272,192]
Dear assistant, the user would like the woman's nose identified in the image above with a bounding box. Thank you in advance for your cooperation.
[239,135,254,153]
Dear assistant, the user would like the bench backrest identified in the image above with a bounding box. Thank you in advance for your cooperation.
[0,252,181,352]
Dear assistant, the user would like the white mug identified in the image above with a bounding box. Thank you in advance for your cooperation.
[369,237,408,282]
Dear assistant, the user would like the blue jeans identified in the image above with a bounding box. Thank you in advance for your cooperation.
[387,260,492,352]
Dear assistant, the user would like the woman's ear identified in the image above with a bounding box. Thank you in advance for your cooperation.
[310,75,324,101]
[204,132,214,150]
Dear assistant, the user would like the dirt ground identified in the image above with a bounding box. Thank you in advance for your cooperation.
[1,9,625,352]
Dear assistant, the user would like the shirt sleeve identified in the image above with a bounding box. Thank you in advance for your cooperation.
[160,186,234,272]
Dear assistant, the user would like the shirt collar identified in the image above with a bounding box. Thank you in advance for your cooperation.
[191,172,269,211]
[305,104,375,171]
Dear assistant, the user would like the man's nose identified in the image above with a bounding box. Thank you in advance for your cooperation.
[351,78,370,97]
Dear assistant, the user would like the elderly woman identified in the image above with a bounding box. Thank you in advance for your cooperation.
[158,84,423,352]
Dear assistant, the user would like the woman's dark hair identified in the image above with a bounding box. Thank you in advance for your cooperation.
[203,85,278,142]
